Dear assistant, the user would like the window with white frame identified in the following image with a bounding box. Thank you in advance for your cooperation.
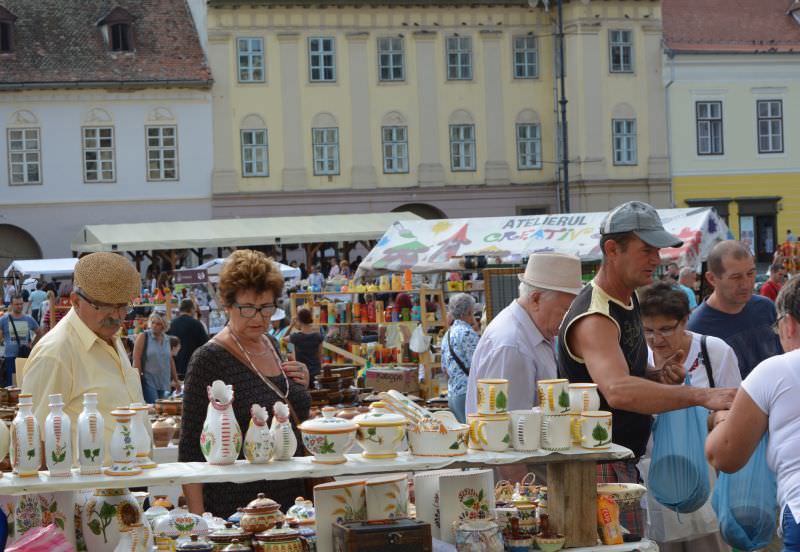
[241,129,269,177]
[237,38,265,82]
[696,101,723,155]
[82,126,115,182]
[382,126,409,173]
[446,36,473,80]
[309,37,336,82]
[513,36,538,79]
[378,37,405,82]
[609,30,633,73]
[757,100,783,154]
[146,126,178,181]
[449,124,476,171]
[612,119,637,165]
[312,127,339,175]
[7,128,41,185]
[516,123,541,169]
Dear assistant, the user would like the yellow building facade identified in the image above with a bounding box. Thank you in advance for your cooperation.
[207,0,667,220]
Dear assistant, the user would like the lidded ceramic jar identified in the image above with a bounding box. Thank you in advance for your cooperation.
[285,497,314,526]
[353,402,406,459]
[240,494,284,535]
[253,522,304,552]
[176,534,214,552]
[222,539,251,552]
[209,522,252,552]
[298,407,357,464]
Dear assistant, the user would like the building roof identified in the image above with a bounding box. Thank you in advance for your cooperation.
[209,0,528,6]
[664,0,800,54]
[0,0,211,89]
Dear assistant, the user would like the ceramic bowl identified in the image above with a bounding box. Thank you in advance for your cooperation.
[299,406,357,464]
[535,535,566,552]
[353,402,407,459]
[407,414,469,457]
[597,482,648,505]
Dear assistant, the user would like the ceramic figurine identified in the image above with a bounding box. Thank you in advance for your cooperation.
[78,392,105,475]
[129,403,156,469]
[45,393,73,477]
[10,393,41,477]
[200,380,242,465]
[244,404,275,464]
[105,409,142,476]
[270,401,297,461]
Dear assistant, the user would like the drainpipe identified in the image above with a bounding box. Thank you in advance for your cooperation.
[664,45,677,208]
[557,0,570,213]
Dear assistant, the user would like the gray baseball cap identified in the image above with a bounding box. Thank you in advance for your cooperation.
[600,201,683,248]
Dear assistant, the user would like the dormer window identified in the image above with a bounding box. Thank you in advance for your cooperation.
[0,6,17,53]
[111,23,130,51]
[97,6,135,52]
[789,0,800,25]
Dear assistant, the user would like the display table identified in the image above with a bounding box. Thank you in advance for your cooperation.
[431,538,658,551]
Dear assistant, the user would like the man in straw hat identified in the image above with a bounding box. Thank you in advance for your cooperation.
[465,252,583,415]
[558,201,737,538]
[22,252,144,450]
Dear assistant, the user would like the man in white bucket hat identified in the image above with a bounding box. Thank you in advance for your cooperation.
[465,252,583,415]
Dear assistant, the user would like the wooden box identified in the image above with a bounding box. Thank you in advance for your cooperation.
[331,519,432,552]
[365,367,419,394]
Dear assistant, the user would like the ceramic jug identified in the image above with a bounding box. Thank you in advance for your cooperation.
[45,393,73,477]
[10,393,41,477]
[82,487,142,552]
[245,404,275,464]
[105,409,142,476]
[270,402,297,461]
[114,522,151,552]
[200,380,242,465]
[78,392,105,475]
[129,403,156,469]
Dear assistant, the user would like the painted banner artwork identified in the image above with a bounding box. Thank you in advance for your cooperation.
[357,208,730,275]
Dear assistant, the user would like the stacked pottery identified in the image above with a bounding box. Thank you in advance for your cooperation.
[45,393,73,477]
[538,379,572,451]
[78,393,105,475]
[81,488,141,552]
[10,393,41,477]
[201,380,242,465]
[568,383,600,445]
[468,379,510,452]
[129,403,156,469]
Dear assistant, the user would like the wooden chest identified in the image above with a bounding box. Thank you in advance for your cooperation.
[331,519,432,552]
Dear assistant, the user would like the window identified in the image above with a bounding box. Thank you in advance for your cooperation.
[757,100,783,154]
[516,124,541,169]
[513,36,538,79]
[312,128,339,175]
[696,101,723,155]
[0,21,11,52]
[237,38,265,82]
[110,23,131,51]
[82,127,115,182]
[309,37,336,82]
[382,126,409,173]
[446,36,473,80]
[7,128,40,185]
[146,126,178,181]
[609,30,633,73]
[449,124,476,171]
[612,119,637,165]
[377,37,405,82]
[241,129,269,177]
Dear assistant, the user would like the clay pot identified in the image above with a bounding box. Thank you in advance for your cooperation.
[0,388,9,406]
[156,399,183,417]
[152,417,177,448]
[240,494,284,534]
[6,387,20,407]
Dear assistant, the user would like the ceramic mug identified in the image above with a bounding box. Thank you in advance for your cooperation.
[537,378,571,414]
[476,379,509,415]
[466,414,483,450]
[313,479,366,552]
[473,414,510,452]
[365,474,409,521]
[568,383,600,414]
[579,410,613,450]
[540,414,571,451]
[509,408,542,451]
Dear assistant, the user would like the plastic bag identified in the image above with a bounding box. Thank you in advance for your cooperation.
[649,404,711,513]
[7,524,75,552]
[409,323,431,353]
[597,495,624,545]
[712,434,778,551]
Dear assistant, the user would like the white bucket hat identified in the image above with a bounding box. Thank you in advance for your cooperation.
[518,252,583,296]
[271,308,286,322]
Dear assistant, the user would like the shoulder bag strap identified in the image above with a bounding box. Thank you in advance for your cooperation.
[700,334,715,388]
[8,317,22,345]
[447,328,470,377]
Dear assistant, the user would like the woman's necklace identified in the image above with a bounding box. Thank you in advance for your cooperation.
[229,329,289,401]
[229,333,271,357]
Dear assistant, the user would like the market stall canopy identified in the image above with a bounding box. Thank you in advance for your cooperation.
[356,208,730,275]
[3,258,78,278]
[195,258,301,280]
[71,212,423,253]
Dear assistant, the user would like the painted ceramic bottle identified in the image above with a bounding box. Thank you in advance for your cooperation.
[270,401,297,461]
[105,409,142,476]
[82,487,141,552]
[45,393,73,477]
[129,403,156,469]
[10,393,41,477]
[200,380,242,465]
[244,404,275,464]
[78,392,105,475]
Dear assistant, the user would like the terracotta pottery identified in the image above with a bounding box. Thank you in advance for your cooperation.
[252,522,304,552]
[45,393,73,477]
[209,522,252,552]
[6,387,20,407]
[200,380,242,465]
[78,392,105,475]
[10,393,41,477]
[152,417,177,448]
[240,493,284,534]
[156,399,183,417]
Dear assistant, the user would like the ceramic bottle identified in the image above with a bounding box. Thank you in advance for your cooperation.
[270,401,297,461]
[81,487,141,552]
[200,380,242,465]
[129,403,156,469]
[10,393,41,477]
[0,417,10,475]
[244,404,275,464]
[45,393,73,476]
[78,392,105,475]
[105,409,142,476]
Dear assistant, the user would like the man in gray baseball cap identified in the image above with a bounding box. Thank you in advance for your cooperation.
[556,201,737,538]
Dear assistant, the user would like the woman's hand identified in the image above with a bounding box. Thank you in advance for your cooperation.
[654,349,686,385]
[282,360,310,388]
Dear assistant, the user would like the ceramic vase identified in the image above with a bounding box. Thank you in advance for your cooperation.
[78,393,105,475]
[200,380,241,465]
[0,419,10,474]
[105,409,142,476]
[438,469,496,544]
[129,403,156,469]
[10,393,41,477]
[244,404,275,464]
[313,479,366,552]
[114,523,151,552]
[413,470,463,540]
[82,487,141,552]
[45,393,73,477]
[365,474,409,521]
[270,401,297,461]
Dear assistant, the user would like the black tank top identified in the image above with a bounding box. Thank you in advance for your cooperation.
[557,281,651,458]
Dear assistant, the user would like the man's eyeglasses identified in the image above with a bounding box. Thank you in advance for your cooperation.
[773,313,788,335]
[643,321,682,339]
[231,303,276,319]
[76,290,133,317]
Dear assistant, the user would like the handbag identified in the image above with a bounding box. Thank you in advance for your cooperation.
[8,318,31,358]
[699,335,715,388]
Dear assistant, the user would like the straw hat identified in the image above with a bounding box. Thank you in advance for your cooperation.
[518,252,583,296]
[74,252,140,304]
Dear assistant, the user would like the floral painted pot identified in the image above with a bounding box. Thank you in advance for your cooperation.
[200,381,242,466]
[407,415,469,457]
[252,523,304,552]
[353,402,406,459]
[152,508,210,539]
[240,494,284,535]
[299,407,357,464]
[105,409,142,477]
[81,488,141,552]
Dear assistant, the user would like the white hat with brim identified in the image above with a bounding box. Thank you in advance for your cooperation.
[517,252,583,296]
[271,308,286,322]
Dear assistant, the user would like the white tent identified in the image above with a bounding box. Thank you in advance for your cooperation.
[3,258,78,278]
[195,258,301,280]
